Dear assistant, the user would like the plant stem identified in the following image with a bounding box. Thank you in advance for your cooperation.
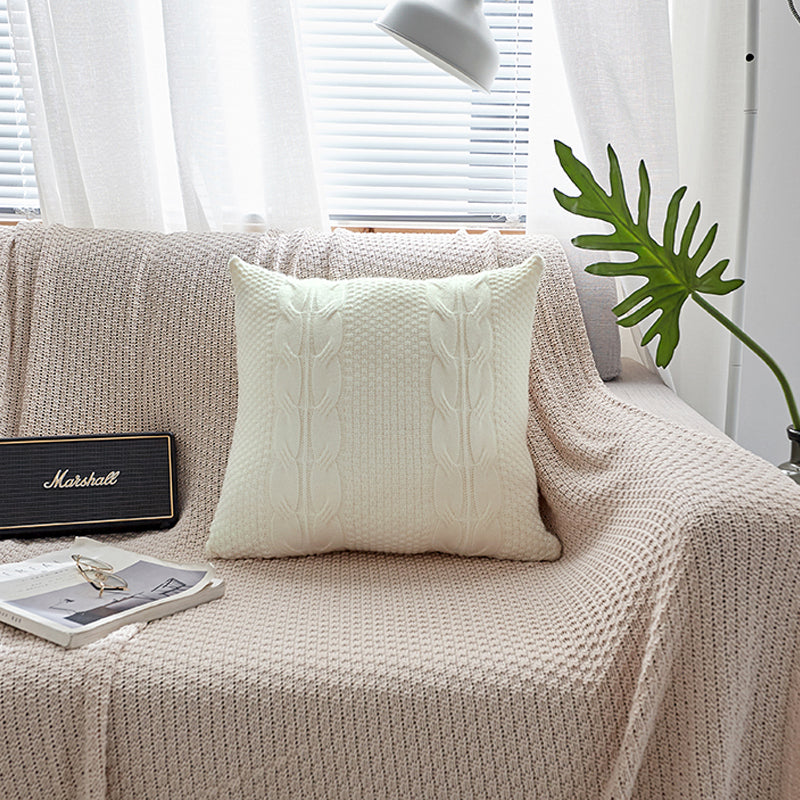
[691,293,800,431]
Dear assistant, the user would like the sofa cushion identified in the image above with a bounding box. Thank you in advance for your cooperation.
[206,254,561,561]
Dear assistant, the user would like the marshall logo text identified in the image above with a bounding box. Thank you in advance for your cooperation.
[42,469,121,489]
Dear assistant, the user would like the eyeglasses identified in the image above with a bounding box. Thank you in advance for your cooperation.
[71,554,128,597]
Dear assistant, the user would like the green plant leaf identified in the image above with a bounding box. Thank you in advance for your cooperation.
[553,140,743,367]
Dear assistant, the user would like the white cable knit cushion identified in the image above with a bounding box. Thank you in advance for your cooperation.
[206,254,561,561]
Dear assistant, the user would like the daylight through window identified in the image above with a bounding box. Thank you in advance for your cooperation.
[0,0,37,216]
[297,0,533,226]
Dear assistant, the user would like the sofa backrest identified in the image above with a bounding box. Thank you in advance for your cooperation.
[323,229,620,382]
[0,224,617,553]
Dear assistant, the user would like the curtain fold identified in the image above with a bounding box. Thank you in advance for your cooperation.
[551,1,679,201]
[553,0,680,386]
[528,0,679,380]
[532,0,748,428]
[8,0,326,232]
[669,0,748,430]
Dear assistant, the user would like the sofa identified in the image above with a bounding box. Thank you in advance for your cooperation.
[1,221,798,799]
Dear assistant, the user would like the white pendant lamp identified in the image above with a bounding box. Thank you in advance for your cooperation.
[375,0,499,93]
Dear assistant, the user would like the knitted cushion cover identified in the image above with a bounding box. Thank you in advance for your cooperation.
[208,255,561,560]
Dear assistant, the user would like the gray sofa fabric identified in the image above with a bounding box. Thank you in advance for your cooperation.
[570,264,620,380]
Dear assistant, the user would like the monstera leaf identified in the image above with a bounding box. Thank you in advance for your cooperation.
[553,140,743,368]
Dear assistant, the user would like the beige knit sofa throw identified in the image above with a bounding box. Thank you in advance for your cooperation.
[0,222,798,800]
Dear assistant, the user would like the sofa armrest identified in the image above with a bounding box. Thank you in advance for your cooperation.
[604,357,727,440]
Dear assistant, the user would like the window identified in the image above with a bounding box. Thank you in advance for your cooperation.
[297,0,533,227]
[0,0,37,216]
[1,2,532,227]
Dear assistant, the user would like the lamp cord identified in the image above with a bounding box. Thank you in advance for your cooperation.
[789,0,800,25]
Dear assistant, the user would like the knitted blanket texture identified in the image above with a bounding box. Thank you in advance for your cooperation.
[0,222,798,800]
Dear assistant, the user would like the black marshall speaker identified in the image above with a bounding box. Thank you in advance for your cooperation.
[0,433,178,537]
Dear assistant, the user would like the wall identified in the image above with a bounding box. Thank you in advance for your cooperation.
[736,1,800,464]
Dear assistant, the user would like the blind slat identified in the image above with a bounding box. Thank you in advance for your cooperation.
[0,0,38,213]
[298,0,531,224]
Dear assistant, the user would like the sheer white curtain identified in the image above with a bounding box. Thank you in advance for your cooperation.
[530,0,748,430]
[528,0,679,380]
[8,0,326,232]
[670,0,748,430]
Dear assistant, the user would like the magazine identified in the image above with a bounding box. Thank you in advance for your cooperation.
[0,537,224,648]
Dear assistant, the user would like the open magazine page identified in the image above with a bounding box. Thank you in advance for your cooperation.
[0,537,218,635]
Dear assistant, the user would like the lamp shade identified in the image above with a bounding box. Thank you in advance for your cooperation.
[375,0,499,93]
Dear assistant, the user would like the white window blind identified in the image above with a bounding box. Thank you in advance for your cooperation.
[0,0,37,215]
[297,0,532,226]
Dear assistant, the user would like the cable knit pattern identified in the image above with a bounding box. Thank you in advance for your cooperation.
[0,224,798,800]
[207,253,557,560]
[269,271,344,554]
[427,274,502,554]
